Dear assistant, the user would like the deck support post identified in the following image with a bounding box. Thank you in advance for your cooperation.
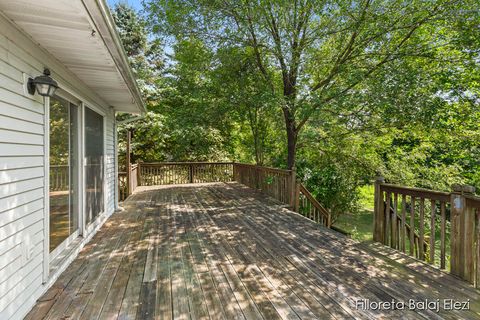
[450,184,476,283]
[373,176,385,243]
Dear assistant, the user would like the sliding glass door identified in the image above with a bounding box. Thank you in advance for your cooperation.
[85,107,104,224]
[49,98,105,254]
[49,96,79,253]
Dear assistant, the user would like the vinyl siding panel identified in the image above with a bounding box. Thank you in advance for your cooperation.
[0,177,44,199]
[0,238,44,318]
[0,24,47,320]
[0,200,43,232]
[0,59,23,83]
[0,156,43,171]
[0,114,43,135]
[0,129,43,145]
[0,144,44,156]
[0,187,43,214]
[0,166,44,184]
[105,111,115,214]
[0,88,44,114]
[0,12,118,320]
[0,219,43,257]
[0,102,44,124]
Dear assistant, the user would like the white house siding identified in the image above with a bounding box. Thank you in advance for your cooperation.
[0,14,118,320]
[106,109,116,215]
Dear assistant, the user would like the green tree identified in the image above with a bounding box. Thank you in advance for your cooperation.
[112,3,164,106]
[112,1,480,219]
[145,0,475,169]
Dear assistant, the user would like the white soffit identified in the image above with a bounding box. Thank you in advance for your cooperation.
[0,0,144,114]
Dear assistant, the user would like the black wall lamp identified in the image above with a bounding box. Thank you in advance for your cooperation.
[27,68,58,97]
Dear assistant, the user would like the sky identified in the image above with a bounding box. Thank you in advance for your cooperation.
[107,0,143,11]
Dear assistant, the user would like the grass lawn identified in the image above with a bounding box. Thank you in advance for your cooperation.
[334,209,374,242]
[333,185,374,242]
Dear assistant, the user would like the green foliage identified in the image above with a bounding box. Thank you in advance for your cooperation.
[145,0,478,168]
[112,3,164,105]
[335,209,374,242]
[112,1,480,223]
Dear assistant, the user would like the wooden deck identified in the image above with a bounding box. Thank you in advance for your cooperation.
[28,182,480,319]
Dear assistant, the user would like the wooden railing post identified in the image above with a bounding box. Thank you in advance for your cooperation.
[450,184,476,283]
[136,160,142,187]
[290,167,297,209]
[126,129,132,196]
[294,179,300,212]
[373,176,385,243]
[189,163,194,183]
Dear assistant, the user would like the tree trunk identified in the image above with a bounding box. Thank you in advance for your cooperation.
[286,125,297,169]
[283,78,298,170]
[283,108,297,169]
[283,72,298,169]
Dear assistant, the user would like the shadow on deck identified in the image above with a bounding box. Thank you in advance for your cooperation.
[27,182,480,319]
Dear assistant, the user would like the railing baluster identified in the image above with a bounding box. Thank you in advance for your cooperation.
[430,199,436,264]
[401,194,406,253]
[392,193,398,249]
[410,196,415,256]
[385,192,391,247]
[440,201,446,269]
[419,198,425,260]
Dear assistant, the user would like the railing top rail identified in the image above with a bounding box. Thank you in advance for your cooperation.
[234,163,292,175]
[299,183,330,219]
[140,161,234,166]
[380,183,451,202]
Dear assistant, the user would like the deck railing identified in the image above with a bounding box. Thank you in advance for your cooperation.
[50,165,69,191]
[296,182,332,227]
[374,177,480,287]
[140,162,233,185]
[233,163,295,207]
[117,161,332,228]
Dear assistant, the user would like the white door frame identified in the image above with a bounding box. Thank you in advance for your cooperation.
[43,95,84,279]
[42,96,50,283]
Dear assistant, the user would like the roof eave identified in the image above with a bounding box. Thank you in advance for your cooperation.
[82,0,146,115]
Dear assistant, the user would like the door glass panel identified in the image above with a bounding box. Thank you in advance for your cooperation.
[49,97,79,252]
[69,104,79,232]
[85,107,104,224]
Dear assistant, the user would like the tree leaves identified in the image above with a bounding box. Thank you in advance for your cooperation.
[114,1,480,215]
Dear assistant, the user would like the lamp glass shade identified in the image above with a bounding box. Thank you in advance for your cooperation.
[47,85,58,97]
[36,83,51,96]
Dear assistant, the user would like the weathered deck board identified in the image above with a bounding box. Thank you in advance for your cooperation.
[27,182,480,319]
